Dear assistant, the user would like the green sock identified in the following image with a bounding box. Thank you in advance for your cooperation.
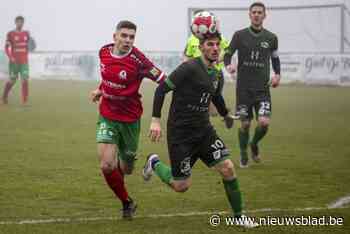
[223,178,243,217]
[238,128,249,158]
[251,126,268,145]
[154,161,172,185]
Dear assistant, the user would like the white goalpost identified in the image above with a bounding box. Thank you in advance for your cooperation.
[188,4,350,54]
[187,4,350,85]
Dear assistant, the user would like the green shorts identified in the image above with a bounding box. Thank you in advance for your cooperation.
[96,115,141,167]
[9,63,29,80]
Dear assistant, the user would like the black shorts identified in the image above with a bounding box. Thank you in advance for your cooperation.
[236,88,272,120]
[167,128,230,180]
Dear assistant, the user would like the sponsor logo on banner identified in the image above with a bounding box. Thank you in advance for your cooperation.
[15,51,349,86]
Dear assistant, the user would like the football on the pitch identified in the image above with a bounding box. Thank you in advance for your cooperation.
[191,11,219,39]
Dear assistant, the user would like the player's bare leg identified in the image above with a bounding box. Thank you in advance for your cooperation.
[118,158,134,175]
[21,79,29,105]
[239,120,251,168]
[209,102,218,116]
[250,116,270,163]
[2,79,16,104]
[142,153,191,192]
[98,143,136,218]
[214,159,258,228]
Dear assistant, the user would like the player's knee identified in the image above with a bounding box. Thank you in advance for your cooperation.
[258,117,270,128]
[100,161,115,174]
[8,79,17,85]
[240,121,251,131]
[118,159,135,175]
[172,180,191,193]
[217,160,236,180]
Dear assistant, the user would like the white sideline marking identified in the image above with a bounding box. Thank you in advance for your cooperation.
[0,205,348,225]
[328,195,350,209]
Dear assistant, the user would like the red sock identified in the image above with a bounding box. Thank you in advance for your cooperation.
[2,81,14,101]
[117,161,124,178]
[21,80,29,104]
[103,169,128,202]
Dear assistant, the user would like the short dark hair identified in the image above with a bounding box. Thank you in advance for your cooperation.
[193,9,204,15]
[15,16,24,22]
[116,20,137,31]
[249,2,266,12]
[199,32,222,45]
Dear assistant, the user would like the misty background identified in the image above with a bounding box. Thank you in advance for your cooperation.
[1,0,349,52]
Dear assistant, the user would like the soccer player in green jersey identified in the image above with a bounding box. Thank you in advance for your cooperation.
[224,2,281,168]
[143,32,258,228]
[184,10,230,116]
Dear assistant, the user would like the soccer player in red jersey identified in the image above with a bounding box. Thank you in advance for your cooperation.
[2,16,31,105]
[90,20,165,219]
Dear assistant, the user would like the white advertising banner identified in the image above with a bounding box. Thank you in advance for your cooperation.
[280,54,350,86]
[29,52,98,80]
[1,51,349,86]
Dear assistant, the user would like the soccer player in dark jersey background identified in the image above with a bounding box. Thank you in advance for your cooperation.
[224,2,281,168]
[90,20,165,218]
[2,16,32,105]
[183,10,230,117]
[143,31,258,228]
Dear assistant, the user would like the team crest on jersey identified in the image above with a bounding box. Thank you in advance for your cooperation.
[261,41,269,49]
[119,70,127,80]
[150,67,160,77]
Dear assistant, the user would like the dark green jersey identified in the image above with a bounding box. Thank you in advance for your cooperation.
[226,27,278,89]
[164,58,224,143]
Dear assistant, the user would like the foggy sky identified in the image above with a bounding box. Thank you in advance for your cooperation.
[0,0,348,52]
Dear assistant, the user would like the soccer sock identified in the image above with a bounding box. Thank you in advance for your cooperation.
[238,128,249,157]
[223,178,243,218]
[117,161,124,178]
[21,80,29,104]
[102,169,129,203]
[251,126,268,146]
[154,161,172,185]
[2,81,14,100]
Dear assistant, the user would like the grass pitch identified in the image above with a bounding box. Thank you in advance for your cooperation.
[0,79,349,233]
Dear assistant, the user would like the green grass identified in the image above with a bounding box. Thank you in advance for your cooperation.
[0,80,349,233]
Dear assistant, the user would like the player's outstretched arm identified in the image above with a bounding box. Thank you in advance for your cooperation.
[271,56,281,88]
[150,63,187,142]
[149,81,172,142]
[5,34,15,63]
[271,36,281,88]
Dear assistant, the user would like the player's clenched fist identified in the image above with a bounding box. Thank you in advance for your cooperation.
[90,89,102,103]
[149,117,162,142]
[271,74,281,88]
[223,114,235,129]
